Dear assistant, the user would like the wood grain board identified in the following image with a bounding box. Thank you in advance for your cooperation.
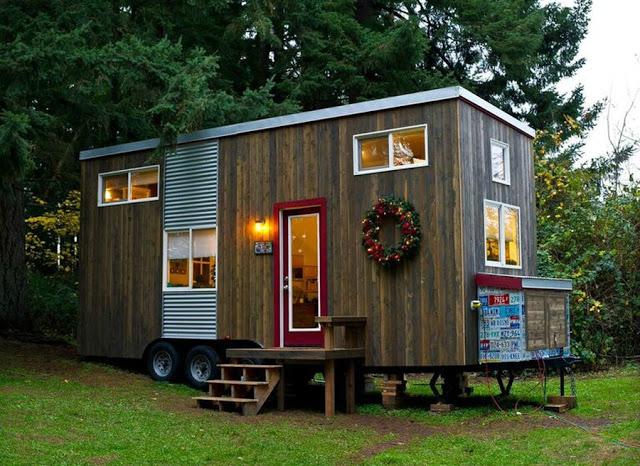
[79,96,538,368]
[79,152,163,358]
[458,101,537,363]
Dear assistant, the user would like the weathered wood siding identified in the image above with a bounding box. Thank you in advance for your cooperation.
[217,100,467,367]
[79,152,163,358]
[458,101,537,363]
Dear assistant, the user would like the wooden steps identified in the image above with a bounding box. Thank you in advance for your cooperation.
[544,403,568,413]
[196,396,259,403]
[208,380,269,386]
[217,363,282,369]
[544,395,576,413]
[193,363,282,416]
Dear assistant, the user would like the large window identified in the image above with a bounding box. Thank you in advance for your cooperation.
[99,166,159,206]
[166,228,217,289]
[484,200,521,268]
[490,139,510,185]
[353,125,428,175]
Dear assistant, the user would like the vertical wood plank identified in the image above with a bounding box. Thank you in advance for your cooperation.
[324,360,335,417]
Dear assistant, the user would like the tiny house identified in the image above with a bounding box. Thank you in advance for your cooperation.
[78,86,572,413]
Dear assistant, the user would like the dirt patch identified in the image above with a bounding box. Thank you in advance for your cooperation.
[559,414,613,428]
[15,432,68,445]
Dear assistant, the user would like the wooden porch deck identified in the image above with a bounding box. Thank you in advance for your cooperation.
[226,347,364,360]
[226,316,366,416]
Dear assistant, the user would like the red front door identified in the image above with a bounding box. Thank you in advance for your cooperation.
[274,199,327,347]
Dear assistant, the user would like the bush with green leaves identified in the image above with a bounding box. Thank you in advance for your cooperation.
[25,273,78,340]
[535,128,640,367]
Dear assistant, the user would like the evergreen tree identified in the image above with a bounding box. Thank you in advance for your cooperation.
[0,0,293,329]
[0,0,596,331]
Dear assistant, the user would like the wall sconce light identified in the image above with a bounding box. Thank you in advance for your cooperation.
[253,217,273,255]
[255,217,266,235]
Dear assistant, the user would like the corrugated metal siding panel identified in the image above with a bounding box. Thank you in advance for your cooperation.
[164,140,218,229]
[162,291,217,339]
[162,139,218,339]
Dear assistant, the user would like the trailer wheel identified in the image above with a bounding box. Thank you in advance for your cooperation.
[185,345,220,390]
[147,341,180,382]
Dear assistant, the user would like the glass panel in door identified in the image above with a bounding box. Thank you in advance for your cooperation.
[288,214,320,331]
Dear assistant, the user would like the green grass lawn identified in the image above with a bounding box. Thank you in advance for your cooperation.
[0,338,638,465]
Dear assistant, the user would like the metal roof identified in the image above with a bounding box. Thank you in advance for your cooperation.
[79,86,535,160]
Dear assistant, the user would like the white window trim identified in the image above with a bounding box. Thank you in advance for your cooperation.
[353,124,428,175]
[490,139,511,185]
[163,225,218,292]
[97,165,160,207]
[483,200,522,269]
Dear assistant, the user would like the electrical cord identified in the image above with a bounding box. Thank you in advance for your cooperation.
[545,411,640,450]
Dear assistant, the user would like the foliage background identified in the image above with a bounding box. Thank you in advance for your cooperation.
[1,0,637,366]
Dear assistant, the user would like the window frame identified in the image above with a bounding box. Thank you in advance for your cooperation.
[163,226,218,292]
[353,124,429,175]
[483,200,522,269]
[97,165,160,207]
[490,139,511,185]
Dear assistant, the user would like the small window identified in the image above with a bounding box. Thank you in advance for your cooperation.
[354,125,427,174]
[484,200,521,268]
[99,166,159,206]
[167,231,190,287]
[360,136,388,171]
[131,168,159,200]
[102,173,129,204]
[490,140,510,184]
[166,228,217,290]
[192,229,217,288]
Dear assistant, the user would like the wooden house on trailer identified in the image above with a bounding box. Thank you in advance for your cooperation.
[78,86,574,416]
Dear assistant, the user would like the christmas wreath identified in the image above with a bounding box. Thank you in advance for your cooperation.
[361,195,421,267]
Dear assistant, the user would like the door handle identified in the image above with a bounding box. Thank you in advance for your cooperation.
[283,275,289,290]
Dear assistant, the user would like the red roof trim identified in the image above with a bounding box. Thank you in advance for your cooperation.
[475,273,523,290]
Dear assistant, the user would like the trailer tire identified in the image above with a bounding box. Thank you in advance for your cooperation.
[185,345,220,390]
[147,341,180,382]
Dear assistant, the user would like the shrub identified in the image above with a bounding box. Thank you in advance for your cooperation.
[26,272,78,340]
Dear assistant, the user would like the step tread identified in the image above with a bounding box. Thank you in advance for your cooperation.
[208,380,269,386]
[194,396,258,403]
[218,364,282,369]
[544,403,569,413]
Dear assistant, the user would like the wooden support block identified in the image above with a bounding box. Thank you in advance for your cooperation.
[544,403,568,413]
[547,395,577,409]
[324,360,335,417]
[430,402,454,413]
[381,378,405,409]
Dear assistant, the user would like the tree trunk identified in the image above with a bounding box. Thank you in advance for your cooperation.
[0,183,27,331]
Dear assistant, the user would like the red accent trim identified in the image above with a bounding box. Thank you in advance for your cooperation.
[475,273,523,290]
[273,198,328,347]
